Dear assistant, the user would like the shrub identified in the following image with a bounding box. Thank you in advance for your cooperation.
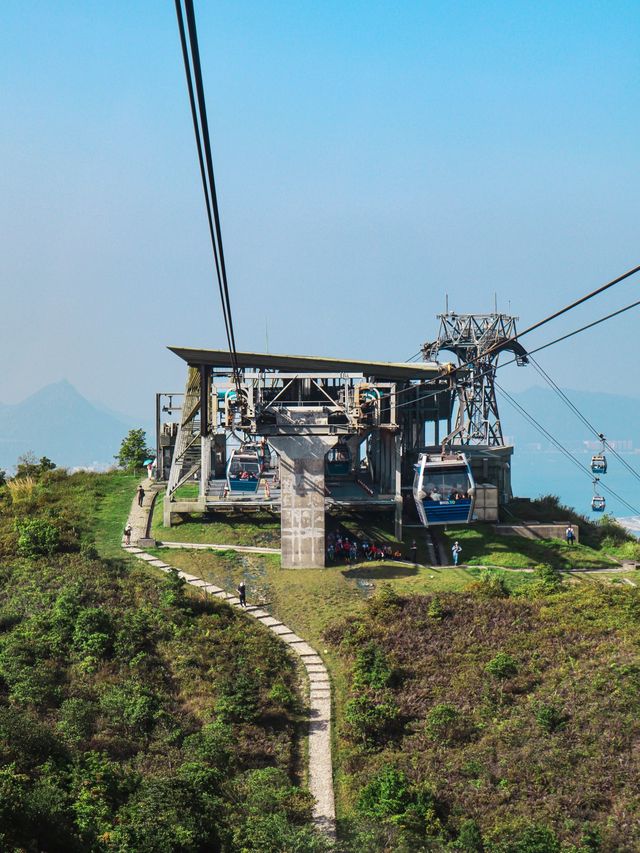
[425,703,468,744]
[475,570,509,598]
[491,822,560,852]
[427,596,446,620]
[367,584,402,619]
[228,768,322,853]
[455,819,484,851]
[100,681,160,736]
[162,568,186,608]
[57,698,95,744]
[344,691,399,747]
[534,563,562,592]
[358,767,445,842]
[485,652,518,679]
[358,766,411,820]
[15,518,59,557]
[352,642,393,690]
[72,607,113,658]
[71,751,131,842]
[534,702,567,734]
[109,777,216,852]
[215,664,261,723]
[268,679,297,712]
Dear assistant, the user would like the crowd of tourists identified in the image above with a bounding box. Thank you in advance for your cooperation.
[326,532,403,563]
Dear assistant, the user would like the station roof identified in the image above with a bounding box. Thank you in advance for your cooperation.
[168,347,446,381]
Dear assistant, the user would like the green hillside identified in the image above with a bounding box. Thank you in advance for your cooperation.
[1,469,639,851]
[153,496,640,852]
[0,471,326,852]
[327,584,640,851]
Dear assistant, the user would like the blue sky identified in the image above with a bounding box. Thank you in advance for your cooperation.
[1,0,639,419]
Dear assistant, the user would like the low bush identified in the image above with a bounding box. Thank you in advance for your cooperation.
[15,518,59,557]
[425,703,470,744]
[344,691,400,747]
[485,652,519,679]
[533,701,567,734]
[352,642,394,691]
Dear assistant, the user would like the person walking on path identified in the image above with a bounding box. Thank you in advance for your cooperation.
[123,523,132,546]
[237,581,247,607]
[410,540,418,564]
[137,484,145,507]
[452,541,462,566]
[565,525,576,546]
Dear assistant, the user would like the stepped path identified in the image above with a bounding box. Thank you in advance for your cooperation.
[122,480,336,837]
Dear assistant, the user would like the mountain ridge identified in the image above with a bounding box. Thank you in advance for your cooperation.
[0,380,152,471]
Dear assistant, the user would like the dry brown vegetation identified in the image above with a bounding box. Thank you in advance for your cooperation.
[327,584,640,851]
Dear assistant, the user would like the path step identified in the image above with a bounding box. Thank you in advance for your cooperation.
[122,483,335,837]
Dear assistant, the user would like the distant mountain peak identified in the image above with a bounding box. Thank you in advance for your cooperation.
[0,380,150,470]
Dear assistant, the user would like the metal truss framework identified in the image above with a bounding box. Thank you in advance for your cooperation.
[422,312,528,447]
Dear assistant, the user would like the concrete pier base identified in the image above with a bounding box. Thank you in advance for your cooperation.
[269,435,336,568]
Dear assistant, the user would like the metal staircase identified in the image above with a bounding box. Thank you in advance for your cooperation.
[167,368,203,498]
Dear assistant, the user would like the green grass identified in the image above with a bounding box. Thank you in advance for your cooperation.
[151,495,281,546]
[439,523,619,571]
[171,483,200,500]
[93,471,139,558]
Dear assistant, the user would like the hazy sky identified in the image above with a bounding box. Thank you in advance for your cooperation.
[2,1,639,420]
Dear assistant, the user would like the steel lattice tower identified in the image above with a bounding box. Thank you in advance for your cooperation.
[422,312,528,446]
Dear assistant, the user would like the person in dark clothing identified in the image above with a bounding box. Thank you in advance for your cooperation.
[237,581,247,607]
[410,540,418,564]
[565,525,576,546]
[137,484,145,507]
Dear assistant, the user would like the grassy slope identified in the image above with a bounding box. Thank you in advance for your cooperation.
[151,499,281,546]
[148,547,543,817]
[150,497,640,828]
[93,471,139,557]
[439,524,620,570]
[0,472,322,852]
[325,585,640,850]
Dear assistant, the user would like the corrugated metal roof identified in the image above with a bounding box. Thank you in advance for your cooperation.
[168,347,445,380]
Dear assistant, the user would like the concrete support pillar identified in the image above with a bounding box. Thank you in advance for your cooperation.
[393,433,403,542]
[163,496,174,527]
[268,435,337,568]
[200,434,212,499]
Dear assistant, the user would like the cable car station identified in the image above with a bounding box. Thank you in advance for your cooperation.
[160,343,515,568]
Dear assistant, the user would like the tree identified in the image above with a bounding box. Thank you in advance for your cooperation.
[15,453,56,480]
[115,429,152,472]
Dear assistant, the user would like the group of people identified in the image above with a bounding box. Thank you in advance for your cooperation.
[326,532,402,563]
[424,484,469,502]
[234,470,258,481]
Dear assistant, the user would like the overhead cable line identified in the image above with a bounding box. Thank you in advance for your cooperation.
[386,284,640,414]
[393,294,640,413]
[528,355,640,487]
[389,264,640,409]
[175,0,241,390]
[474,261,640,366]
[494,379,640,516]
[523,296,640,358]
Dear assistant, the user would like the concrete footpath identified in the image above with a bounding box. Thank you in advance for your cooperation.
[123,481,336,837]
